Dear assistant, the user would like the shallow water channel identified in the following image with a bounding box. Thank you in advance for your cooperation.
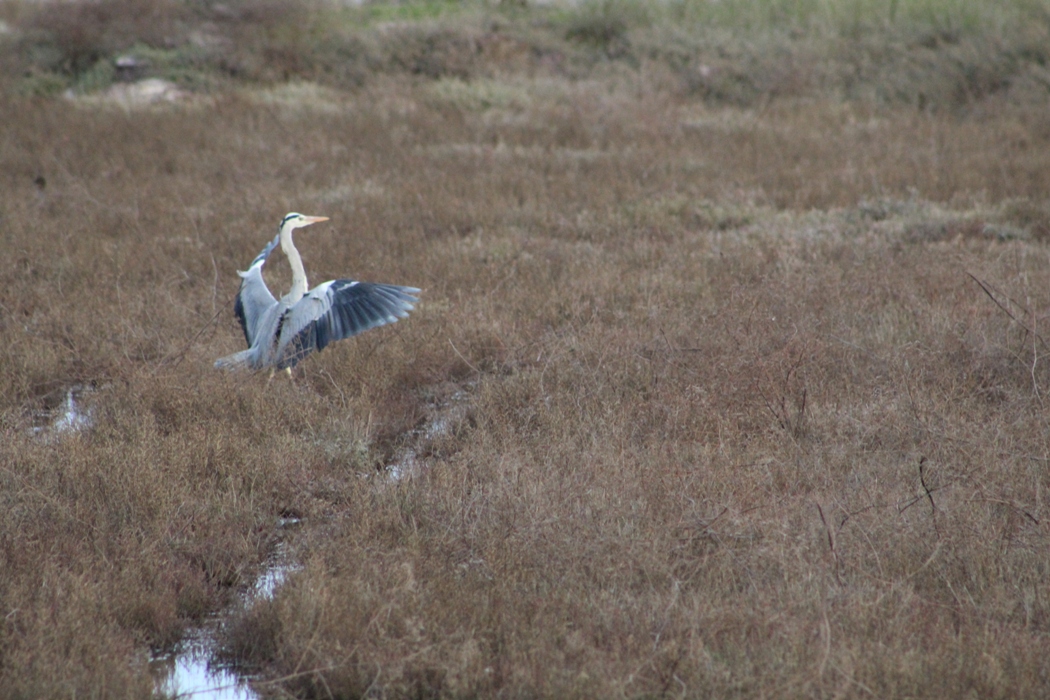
[33,383,469,697]
[150,389,469,696]
[150,524,302,699]
[151,632,256,700]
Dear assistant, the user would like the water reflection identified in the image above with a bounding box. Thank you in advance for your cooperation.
[152,518,301,699]
[151,629,255,700]
[387,389,470,481]
[31,385,93,440]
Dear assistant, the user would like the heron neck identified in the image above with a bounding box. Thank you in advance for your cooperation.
[280,227,309,302]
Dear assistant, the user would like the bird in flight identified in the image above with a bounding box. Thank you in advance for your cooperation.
[215,212,419,372]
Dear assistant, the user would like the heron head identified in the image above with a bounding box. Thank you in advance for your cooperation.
[280,212,330,232]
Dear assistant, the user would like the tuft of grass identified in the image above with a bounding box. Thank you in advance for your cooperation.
[564,0,644,59]
[426,76,531,110]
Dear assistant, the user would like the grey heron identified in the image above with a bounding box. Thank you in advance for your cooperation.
[215,212,419,372]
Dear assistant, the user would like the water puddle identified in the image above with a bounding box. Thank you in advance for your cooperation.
[30,384,94,441]
[386,388,471,482]
[151,518,302,699]
[151,631,255,700]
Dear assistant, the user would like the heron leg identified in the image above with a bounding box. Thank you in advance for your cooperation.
[266,367,294,383]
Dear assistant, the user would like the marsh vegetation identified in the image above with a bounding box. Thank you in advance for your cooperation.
[1,0,1050,697]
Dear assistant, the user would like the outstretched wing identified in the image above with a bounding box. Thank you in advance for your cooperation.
[234,233,280,347]
[275,280,420,368]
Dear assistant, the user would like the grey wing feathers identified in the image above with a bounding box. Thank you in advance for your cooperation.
[234,234,280,346]
[277,280,420,368]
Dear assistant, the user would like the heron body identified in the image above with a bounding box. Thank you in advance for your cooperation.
[215,213,419,371]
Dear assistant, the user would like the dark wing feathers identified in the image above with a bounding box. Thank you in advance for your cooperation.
[235,233,281,347]
[233,293,250,346]
[277,280,420,368]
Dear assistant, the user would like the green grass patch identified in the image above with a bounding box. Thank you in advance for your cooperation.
[353,0,485,25]
[3,0,1049,108]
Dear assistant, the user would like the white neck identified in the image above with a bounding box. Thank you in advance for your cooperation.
[280,224,309,303]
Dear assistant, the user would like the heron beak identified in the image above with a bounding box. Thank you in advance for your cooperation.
[303,216,330,225]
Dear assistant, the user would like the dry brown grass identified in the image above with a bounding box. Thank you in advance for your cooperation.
[1,3,1050,698]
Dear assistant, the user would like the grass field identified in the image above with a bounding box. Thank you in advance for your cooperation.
[1,0,1050,697]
